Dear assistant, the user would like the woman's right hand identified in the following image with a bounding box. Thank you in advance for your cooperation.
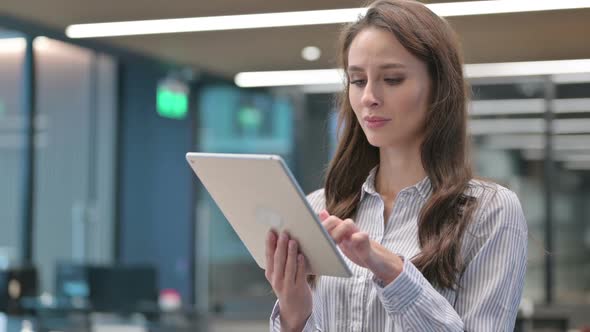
[265,230,312,332]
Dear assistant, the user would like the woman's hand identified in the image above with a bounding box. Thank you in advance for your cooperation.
[265,230,312,332]
[319,210,404,285]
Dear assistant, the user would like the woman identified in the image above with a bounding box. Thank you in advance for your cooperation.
[265,0,528,331]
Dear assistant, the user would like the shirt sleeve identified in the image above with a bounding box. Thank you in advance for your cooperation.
[269,300,324,332]
[372,188,528,332]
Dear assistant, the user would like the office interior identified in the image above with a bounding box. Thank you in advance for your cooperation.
[1,1,590,331]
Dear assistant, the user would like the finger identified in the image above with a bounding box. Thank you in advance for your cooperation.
[284,240,298,285]
[295,254,306,284]
[350,232,370,250]
[322,216,343,233]
[319,209,330,221]
[265,230,277,279]
[332,219,358,243]
[273,232,289,283]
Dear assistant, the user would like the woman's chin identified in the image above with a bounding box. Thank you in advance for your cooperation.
[366,135,410,149]
[366,136,388,148]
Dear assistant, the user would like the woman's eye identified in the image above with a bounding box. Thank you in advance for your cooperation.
[385,78,404,85]
[350,79,367,86]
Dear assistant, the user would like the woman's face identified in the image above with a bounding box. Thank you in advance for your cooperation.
[347,27,431,149]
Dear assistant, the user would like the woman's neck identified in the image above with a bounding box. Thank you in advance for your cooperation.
[376,145,426,197]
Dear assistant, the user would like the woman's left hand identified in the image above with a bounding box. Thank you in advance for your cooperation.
[319,210,404,285]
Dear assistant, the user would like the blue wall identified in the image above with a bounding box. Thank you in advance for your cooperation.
[117,62,195,304]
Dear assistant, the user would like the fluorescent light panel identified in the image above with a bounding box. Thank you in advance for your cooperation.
[484,135,545,150]
[553,73,590,84]
[470,98,590,116]
[469,99,545,116]
[66,8,366,38]
[484,134,590,151]
[469,119,546,135]
[554,119,590,134]
[301,84,346,94]
[0,36,60,53]
[235,59,590,87]
[234,69,345,88]
[66,0,590,38]
[469,118,590,135]
[0,37,26,52]
[553,98,590,114]
[428,0,590,17]
[465,59,590,78]
[555,135,590,149]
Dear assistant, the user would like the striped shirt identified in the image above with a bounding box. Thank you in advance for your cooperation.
[270,167,528,331]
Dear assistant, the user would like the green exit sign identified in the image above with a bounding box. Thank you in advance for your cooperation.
[157,79,189,120]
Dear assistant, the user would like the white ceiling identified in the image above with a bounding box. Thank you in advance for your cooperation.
[1,0,590,79]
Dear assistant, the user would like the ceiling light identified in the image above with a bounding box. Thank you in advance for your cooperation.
[33,36,52,52]
[469,99,545,116]
[555,135,590,149]
[428,0,590,17]
[553,73,590,84]
[484,135,544,150]
[0,38,26,53]
[301,84,346,94]
[554,98,590,114]
[484,134,590,150]
[301,46,321,61]
[465,59,590,78]
[234,69,345,88]
[66,8,366,38]
[468,119,546,135]
[235,59,590,87]
[553,119,590,134]
[469,98,590,116]
[66,1,590,38]
[469,118,590,136]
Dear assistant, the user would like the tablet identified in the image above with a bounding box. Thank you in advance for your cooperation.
[186,152,352,278]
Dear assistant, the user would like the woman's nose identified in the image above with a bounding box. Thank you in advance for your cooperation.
[361,83,381,108]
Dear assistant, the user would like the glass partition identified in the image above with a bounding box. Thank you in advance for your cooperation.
[0,28,26,267]
[195,85,295,317]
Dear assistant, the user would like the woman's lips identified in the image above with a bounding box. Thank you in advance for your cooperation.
[364,117,391,129]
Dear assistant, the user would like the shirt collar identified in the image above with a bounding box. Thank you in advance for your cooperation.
[360,166,379,201]
[360,166,432,201]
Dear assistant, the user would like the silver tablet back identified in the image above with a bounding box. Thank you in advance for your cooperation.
[186,152,352,278]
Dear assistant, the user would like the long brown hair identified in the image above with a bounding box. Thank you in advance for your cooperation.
[320,0,476,289]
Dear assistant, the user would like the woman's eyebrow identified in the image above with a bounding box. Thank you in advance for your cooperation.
[347,63,406,72]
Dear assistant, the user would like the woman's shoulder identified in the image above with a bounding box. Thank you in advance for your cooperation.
[305,188,326,214]
[465,179,528,236]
